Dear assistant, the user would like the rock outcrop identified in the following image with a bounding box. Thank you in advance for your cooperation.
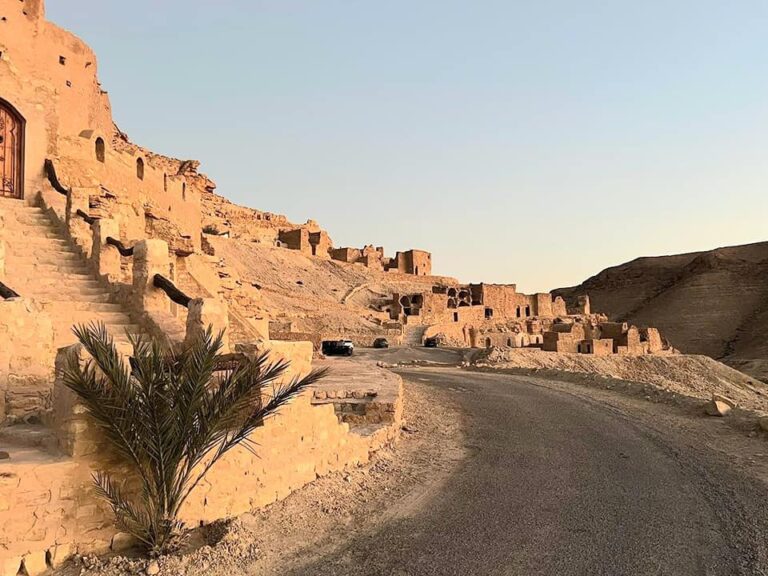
[555,242,768,382]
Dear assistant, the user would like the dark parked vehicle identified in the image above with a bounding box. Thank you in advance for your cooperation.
[373,338,389,349]
[424,337,440,348]
[322,339,354,356]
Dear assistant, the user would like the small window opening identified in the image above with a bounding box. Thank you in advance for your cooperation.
[59,55,66,65]
[95,137,105,163]
[136,158,145,180]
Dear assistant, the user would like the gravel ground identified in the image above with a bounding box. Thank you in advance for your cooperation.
[476,347,768,412]
[290,368,768,575]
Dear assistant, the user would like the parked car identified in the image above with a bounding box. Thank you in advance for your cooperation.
[373,338,389,349]
[424,337,440,348]
[322,339,354,356]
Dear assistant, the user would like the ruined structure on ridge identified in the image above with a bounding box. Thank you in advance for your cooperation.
[392,285,671,355]
[0,2,402,568]
[0,1,675,570]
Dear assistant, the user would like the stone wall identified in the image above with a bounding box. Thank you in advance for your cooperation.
[0,342,401,573]
[0,0,113,203]
[389,249,432,276]
[0,298,55,423]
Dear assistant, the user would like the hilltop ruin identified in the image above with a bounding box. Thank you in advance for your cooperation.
[0,0,672,572]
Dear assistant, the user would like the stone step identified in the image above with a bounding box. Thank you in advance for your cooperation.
[0,198,28,207]
[5,221,59,233]
[7,250,82,263]
[8,263,92,275]
[26,286,110,299]
[12,276,103,290]
[6,241,73,254]
[21,252,83,265]
[55,326,144,347]
[3,228,67,239]
[47,311,134,325]
[0,424,59,453]
[8,236,68,246]
[8,212,54,224]
[0,208,45,216]
[33,292,113,303]
[43,301,124,313]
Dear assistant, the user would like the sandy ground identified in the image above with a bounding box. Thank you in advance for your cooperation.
[475,347,768,413]
[55,379,466,576]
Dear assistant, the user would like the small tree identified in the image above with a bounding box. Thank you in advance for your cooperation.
[63,323,326,554]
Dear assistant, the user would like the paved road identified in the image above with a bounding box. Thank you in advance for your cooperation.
[288,368,768,576]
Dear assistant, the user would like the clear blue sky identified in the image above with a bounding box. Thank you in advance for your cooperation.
[48,1,768,292]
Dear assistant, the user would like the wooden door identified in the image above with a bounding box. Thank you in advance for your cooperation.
[0,101,23,199]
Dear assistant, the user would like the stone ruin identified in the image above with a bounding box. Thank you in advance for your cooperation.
[390,285,672,355]
[0,2,402,571]
[0,0,672,571]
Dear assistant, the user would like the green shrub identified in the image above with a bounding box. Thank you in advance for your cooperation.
[63,323,326,554]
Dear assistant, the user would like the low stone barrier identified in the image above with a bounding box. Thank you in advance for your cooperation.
[0,344,402,575]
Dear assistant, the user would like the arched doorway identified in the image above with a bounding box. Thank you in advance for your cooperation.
[0,99,25,199]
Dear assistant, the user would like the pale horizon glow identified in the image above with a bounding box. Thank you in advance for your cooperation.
[48,1,768,292]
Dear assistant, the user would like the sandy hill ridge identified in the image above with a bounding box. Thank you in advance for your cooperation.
[554,242,768,382]
[207,237,458,343]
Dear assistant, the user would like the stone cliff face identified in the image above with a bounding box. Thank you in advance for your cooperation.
[554,242,768,382]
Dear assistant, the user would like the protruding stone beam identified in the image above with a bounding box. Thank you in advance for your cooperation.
[106,236,135,257]
[44,158,70,195]
[153,274,191,308]
[0,281,20,300]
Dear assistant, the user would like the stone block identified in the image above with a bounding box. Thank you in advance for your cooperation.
[704,400,731,417]
[22,552,48,576]
[110,532,137,552]
[185,298,229,353]
[132,239,171,314]
[0,557,22,576]
[48,542,73,568]
[92,218,121,282]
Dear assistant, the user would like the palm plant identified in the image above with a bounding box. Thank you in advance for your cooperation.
[63,323,326,555]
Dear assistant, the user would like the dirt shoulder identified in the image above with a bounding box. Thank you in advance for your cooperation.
[56,378,467,576]
[474,348,768,414]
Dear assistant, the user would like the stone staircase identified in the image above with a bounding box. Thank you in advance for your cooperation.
[1,198,143,348]
[402,324,427,347]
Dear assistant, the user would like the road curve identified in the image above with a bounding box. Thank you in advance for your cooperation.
[287,368,768,576]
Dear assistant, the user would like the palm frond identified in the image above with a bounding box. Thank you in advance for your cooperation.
[65,323,326,553]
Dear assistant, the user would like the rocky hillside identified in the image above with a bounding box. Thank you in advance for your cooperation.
[207,237,458,344]
[554,242,768,382]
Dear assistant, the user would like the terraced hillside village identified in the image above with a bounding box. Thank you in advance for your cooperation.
[2,0,768,574]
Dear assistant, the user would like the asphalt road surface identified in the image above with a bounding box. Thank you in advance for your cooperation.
[288,367,768,576]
